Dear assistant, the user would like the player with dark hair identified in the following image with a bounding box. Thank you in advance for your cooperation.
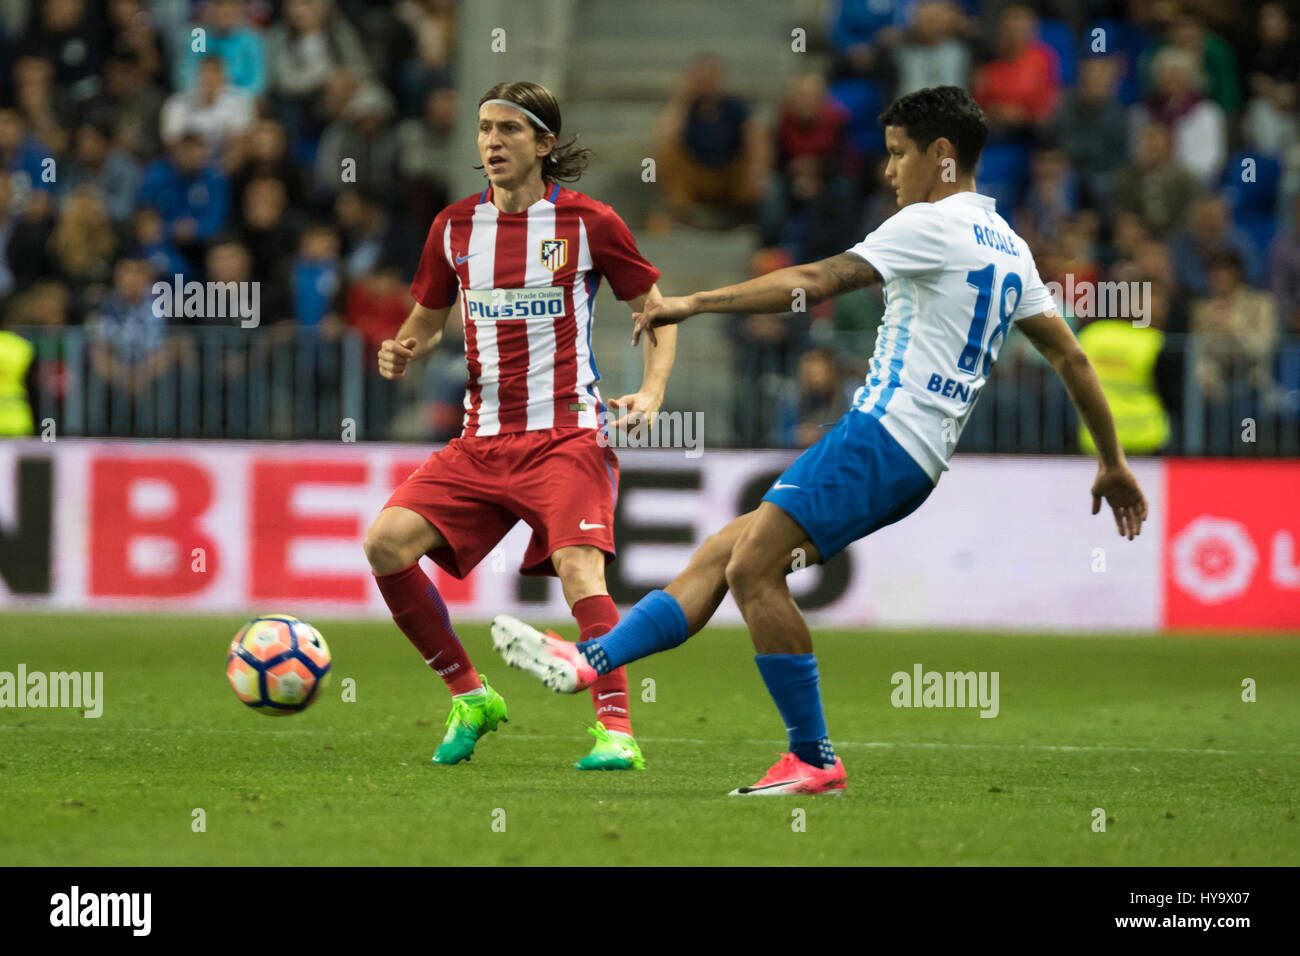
[492,86,1148,794]
[365,80,675,770]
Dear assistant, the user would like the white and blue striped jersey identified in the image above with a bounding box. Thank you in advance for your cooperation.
[845,191,1055,482]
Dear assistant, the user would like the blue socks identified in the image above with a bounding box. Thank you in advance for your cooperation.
[577,589,689,674]
[754,653,836,769]
[577,597,836,770]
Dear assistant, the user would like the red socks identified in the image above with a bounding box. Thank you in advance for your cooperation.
[373,562,483,697]
[572,593,632,735]
[374,566,630,736]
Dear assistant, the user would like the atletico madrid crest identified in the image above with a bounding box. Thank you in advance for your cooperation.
[540,238,567,272]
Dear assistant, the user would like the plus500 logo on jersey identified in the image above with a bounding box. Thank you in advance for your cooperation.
[463,287,565,320]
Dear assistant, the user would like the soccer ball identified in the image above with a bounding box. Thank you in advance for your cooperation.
[226,615,331,715]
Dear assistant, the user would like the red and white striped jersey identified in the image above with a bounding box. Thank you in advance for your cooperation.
[410,183,660,438]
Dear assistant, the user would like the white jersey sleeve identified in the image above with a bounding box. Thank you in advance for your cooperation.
[846,203,949,282]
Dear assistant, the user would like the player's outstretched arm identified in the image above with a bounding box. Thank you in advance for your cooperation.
[1018,310,1149,540]
[612,284,676,425]
[378,302,451,380]
[632,252,880,345]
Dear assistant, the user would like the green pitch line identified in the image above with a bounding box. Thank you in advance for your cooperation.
[0,613,1296,866]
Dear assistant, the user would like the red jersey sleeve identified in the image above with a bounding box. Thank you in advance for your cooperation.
[587,204,660,301]
[410,209,458,309]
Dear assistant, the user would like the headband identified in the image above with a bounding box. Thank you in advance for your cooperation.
[480,99,552,132]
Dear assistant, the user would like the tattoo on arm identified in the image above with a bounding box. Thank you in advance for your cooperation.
[816,253,880,297]
[698,291,738,308]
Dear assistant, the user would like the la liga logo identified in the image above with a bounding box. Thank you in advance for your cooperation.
[1162,461,1300,628]
[1171,515,1299,605]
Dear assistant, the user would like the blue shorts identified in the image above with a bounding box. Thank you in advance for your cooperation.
[761,409,934,562]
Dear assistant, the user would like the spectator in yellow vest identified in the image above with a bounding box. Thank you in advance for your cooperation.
[0,325,35,436]
[1076,287,1173,455]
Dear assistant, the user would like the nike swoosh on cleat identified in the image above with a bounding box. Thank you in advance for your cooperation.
[738,778,806,793]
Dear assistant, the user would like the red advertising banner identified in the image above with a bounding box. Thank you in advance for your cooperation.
[10,439,1297,633]
[1163,460,1300,630]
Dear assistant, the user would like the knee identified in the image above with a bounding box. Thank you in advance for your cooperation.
[364,520,415,575]
[692,529,735,573]
[553,547,606,596]
[724,541,772,599]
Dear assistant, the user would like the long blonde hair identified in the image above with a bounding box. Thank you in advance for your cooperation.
[50,191,116,275]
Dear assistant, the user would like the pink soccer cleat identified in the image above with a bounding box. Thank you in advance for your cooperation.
[491,615,599,693]
[728,752,847,796]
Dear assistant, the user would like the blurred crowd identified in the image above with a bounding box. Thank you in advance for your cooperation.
[0,0,461,437]
[1,0,1298,450]
[653,1,1300,449]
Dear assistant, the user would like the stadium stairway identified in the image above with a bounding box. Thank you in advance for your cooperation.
[563,0,824,225]
[561,0,829,424]
[588,227,757,421]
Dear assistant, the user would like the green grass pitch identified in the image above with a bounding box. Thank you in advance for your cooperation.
[1,612,1297,866]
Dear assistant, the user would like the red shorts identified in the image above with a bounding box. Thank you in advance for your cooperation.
[384,427,620,579]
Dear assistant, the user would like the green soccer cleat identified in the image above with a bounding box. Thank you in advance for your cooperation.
[431,679,508,765]
[575,721,645,771]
